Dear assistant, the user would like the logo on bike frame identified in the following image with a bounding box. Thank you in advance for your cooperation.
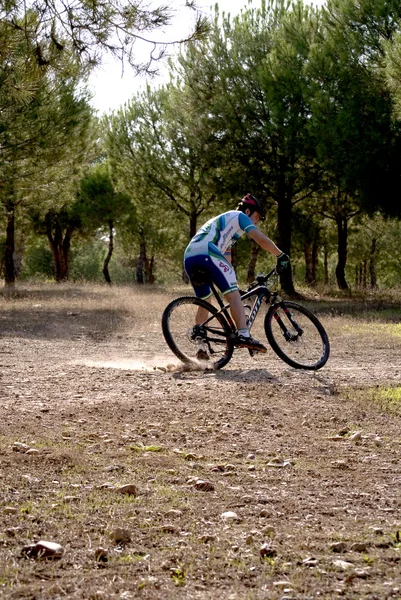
[219,261,230,273]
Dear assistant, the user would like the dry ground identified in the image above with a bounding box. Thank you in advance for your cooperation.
[0,283,400,600]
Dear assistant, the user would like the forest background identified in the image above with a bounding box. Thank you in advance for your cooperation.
[1,0,401,296]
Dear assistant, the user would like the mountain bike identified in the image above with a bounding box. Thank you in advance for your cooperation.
[162,268,330,370]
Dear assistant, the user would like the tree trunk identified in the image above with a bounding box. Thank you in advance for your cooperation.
[13,236,25,278]
[323,243,329,285]
[312,241,319,286]
[362,260,367,288]
[189,211,197,240]
[247,240,260,283]
[276,193,297,296]
[335,215,349,290]
[4,205,16,286]
[45,214,73,282]
[147,256,155,284]
[102,219,113,285]
[369,237,377,288]
[304,242,314,286]
[136,241,147,284]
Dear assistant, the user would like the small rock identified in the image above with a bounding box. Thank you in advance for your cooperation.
[350,542,369,553]
[240,495,254,504]
[259,509,270,518]
[224,464,236,471]
[267,457,290,468]
[247,453,256,459]
[262,525,276,537]
[95,547,108,562]
[194,480,214,492]
[260,543,277,558]
[248,465,256,471]
[371,527,384,535]
[221,511,242,522]
[349,431,362,442]
[21,540,64,560]
[116,484,138,496]
[25,448,40,455]
[13,442,30,453]
[110,527,131,544]
[353,568,370,579]
[333,559,354,570]
[4,507,18,515]
[374,437,383,447]
[165,509,183,518]
[330,541,347,553]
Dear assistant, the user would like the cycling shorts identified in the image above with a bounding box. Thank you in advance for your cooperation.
[184,242,238,299]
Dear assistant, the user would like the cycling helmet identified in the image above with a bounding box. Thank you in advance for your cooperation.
[237,193,266,221]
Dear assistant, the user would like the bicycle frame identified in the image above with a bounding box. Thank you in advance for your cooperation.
[203,267,278,336]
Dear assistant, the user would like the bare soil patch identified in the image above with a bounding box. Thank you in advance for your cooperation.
[0,284,400,599]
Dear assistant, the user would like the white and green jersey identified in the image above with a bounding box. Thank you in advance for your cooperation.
[185,210,257,258]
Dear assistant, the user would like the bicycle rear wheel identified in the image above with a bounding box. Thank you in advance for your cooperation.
[264,301,330,370]
[162,296,234,370]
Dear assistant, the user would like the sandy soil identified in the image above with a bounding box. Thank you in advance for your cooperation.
[0,284,400,599]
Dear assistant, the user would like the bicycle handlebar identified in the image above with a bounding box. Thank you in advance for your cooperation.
[247,267,277,291]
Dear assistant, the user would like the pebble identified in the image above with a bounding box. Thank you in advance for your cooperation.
[110,527,131,544]
[12,442,30,453]
[350,431,362,442]
[25,448,40,455]
[21,540,64,559]
[116,484,138,496]
[267,457,290,468]
[330,541,347,553]
[221,511,242,522]
[350,542,369,552]
[333,559,354,570]
[194,480,215,492]
[165,509,183,518]
[260,543,277,557]
[95,547,108,562]
[4,507,18,515]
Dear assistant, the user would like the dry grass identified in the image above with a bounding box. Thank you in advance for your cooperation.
[0,283,400,599]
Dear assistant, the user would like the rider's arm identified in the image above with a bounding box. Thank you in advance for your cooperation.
[248,228,282,257]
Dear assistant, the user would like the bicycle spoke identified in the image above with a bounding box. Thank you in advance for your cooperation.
[265,301,330,370]
[162,297,233,369]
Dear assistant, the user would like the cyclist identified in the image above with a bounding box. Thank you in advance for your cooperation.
[184,193,290,359]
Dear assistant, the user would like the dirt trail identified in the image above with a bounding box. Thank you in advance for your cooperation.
[0,286,400,599]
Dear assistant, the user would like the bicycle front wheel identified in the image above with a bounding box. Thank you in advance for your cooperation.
[162,296,234,370]
[264,301,330,370]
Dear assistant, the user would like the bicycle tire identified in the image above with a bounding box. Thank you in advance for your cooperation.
[264,301,330,370]
[162,296,234,370]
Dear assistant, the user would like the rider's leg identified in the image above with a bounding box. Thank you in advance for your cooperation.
[225,290,247,330]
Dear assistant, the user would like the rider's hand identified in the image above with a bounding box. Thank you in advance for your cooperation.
[276,252,290,274]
